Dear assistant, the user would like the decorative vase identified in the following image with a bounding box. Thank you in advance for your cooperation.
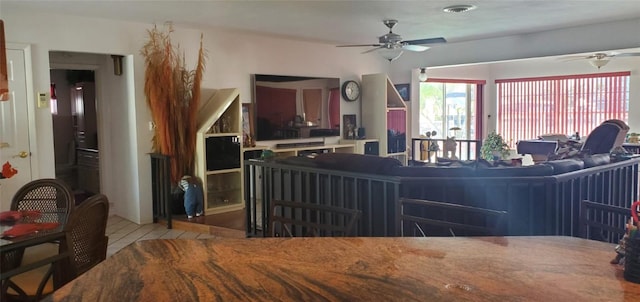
[492,150,502,161]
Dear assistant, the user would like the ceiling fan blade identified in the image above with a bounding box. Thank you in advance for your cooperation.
[337,44,382,48]
[558,55,592,61]
[361,46,384,54]
[402,44,430,52]
[614,52,640,57]
[403,37,447,45]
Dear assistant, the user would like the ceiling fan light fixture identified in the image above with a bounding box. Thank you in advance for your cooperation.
[443,4,477,13]
[589,58,610,69]
[379,47,403,62]
[418,68,428,82]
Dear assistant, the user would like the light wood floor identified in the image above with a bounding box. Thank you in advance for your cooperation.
[105,215,215,257]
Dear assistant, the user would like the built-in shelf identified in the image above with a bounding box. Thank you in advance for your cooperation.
[195,88,244,214]
[361,73,408,164]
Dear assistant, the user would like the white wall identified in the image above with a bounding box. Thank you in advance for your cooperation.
[3,8,639,224]
[416,54,640,139]
[389,18,640,141]
[2,9,388,223]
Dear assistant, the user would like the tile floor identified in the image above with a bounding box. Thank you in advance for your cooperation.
[106,215,214,257]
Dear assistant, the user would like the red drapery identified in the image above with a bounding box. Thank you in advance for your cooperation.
[495,71,630,147]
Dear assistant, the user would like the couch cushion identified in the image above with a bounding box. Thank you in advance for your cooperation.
[275,156,319,168]
[389,166,475,177]
[581,154,610,168]
[544,158,584,174]
[474,164,554,177]
[314,153,402,174]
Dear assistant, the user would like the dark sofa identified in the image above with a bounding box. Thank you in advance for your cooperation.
[244,153,639,240]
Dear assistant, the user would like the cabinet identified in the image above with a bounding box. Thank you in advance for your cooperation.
[339,139,379,155]
[270,144,354,158]
[77,148,100,194]
[361,73,408,164]
[70,82,97,149]
[195,88,244,214]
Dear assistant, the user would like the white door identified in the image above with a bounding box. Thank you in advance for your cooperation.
[0,47,33,210]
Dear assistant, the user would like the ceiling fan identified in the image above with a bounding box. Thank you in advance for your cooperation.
[337,19,446,62]
[561,52,640,69]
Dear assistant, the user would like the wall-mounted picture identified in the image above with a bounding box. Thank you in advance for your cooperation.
[343,114,357,139]
[395,83,410,102]
[242,103,255,147]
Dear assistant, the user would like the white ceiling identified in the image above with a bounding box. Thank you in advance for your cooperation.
[3,0,640,46]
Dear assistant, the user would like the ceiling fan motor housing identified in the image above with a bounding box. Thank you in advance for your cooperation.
[379,33,402,44]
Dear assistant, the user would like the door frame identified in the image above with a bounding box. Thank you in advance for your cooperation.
[49,62,101,194]
[7,43,38,179]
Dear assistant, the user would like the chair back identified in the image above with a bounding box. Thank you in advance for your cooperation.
[11,178,75,226]
[602,119,630,149]
[579,200,632,243]
[581,122,625,155]
[398,198,507,237]
[56,194,109,285]
[3,179,75,274]
[270,200,361,237]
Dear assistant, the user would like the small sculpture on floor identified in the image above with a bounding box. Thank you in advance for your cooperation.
[443,137,458,160]
[180,175,204,219]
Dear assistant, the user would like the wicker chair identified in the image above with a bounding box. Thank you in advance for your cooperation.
[5,194,109,301]
[10,178,75,225]
[398,198,508,237]
[60,193,109,279]
[1,179,75,300]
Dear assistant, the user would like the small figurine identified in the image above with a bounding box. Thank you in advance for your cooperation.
[180,175,204,219]
[612,234,627,264]
[443,137,458,160]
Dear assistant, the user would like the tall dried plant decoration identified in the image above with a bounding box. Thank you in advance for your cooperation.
[141,23,206,185]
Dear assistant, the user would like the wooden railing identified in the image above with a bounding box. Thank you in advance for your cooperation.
[245,156,640,239]
[150,153,172,229]
[244,159,401,237]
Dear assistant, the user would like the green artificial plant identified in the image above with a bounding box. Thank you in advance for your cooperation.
[480,131,511,161]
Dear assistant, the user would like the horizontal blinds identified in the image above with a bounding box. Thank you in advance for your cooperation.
[496,72,630,148]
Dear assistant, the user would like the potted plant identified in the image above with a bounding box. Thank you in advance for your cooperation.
[480,131,511,161]
[140,23,206,186]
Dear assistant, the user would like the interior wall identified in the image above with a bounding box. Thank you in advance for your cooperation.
[4,7,639,224]
[2,8,389,224]
[420,54,640,140]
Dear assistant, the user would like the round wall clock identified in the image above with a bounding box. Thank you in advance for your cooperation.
[341,80,360,102]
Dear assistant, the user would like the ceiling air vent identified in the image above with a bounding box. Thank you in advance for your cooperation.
[443,5,477,13]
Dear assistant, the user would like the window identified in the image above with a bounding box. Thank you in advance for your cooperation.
[496,72,630,148]
[419,79,484,140]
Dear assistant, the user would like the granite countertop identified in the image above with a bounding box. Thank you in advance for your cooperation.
[44,236,640,301]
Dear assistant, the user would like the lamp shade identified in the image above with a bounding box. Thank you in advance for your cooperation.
[379,47,403,62]
[418,68,428,82]
[589,58,609,69]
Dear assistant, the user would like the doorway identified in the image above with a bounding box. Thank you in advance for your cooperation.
[50,56,101,195]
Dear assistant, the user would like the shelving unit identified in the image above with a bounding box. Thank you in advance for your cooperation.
[339,139,379,155]
[195,88,244,214]
[361,73,408,164]
[271,144,355,158]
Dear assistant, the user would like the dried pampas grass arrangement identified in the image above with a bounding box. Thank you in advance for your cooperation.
[141,23,206,185]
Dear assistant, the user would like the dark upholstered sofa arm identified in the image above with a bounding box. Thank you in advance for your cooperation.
[314,153,402,174]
